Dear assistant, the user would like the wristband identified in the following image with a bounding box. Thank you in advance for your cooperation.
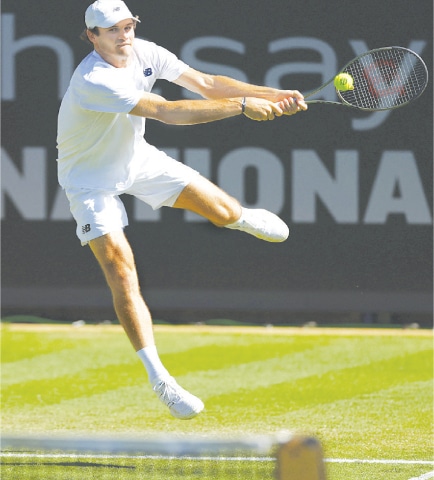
[241,97,246,114]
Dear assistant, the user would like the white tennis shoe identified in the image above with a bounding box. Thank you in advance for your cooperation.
[225,208,289,242]
[153,377,204,419]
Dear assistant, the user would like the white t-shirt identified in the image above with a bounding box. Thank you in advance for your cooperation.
[57,38,189,191]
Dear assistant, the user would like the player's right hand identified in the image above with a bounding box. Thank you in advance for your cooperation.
[278,95,308,116]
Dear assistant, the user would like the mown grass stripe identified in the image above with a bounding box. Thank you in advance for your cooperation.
[172,336,431,398]
[2,336,430,408]
[211,349,431,404]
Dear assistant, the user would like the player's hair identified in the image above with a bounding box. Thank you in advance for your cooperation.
[80,27,99,44]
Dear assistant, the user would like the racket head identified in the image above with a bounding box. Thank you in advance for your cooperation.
[337,46,428,111]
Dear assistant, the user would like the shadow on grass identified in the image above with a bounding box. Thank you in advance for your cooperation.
[4,461,135,469]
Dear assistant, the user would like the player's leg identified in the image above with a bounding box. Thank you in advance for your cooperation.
[129,147,288,242]
[173,174,241,226]
[88,230,154,351]
[88,230,204,419]
[173,175,290,242]
[66,185,204,419]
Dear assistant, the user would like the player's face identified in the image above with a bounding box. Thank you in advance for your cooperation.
[90,19,136,66]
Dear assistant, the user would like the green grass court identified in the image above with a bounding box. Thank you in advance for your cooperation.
[1,321,433,479]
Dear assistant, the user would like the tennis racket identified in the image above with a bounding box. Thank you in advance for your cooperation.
[304,46,428,111]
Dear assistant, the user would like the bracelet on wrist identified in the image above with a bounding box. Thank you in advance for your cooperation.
[241,97,246,114]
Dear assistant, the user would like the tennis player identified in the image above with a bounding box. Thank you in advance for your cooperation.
[57,0,307,420]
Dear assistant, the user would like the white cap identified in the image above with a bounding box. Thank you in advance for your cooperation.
[85,0,140,29]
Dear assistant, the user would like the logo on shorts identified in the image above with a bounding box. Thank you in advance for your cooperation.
[82,224,91,234]
[143,68,153,77]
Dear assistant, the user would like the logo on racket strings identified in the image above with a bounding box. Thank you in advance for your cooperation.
[361,53,416,108]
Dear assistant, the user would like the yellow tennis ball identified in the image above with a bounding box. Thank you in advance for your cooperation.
[334,73,354,91]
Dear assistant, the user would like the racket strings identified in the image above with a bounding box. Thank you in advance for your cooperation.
[339,48,427,110]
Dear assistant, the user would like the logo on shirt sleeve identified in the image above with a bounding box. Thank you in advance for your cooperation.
[143,68,153,77]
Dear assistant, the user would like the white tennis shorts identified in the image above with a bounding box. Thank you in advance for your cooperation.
[65,149,199,245]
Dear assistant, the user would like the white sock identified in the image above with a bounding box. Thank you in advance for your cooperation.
[225,207,246,229]
[136,345,170,386]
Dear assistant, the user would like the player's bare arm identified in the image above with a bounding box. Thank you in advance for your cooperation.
[129,92,284,123]
[173,68,308,115]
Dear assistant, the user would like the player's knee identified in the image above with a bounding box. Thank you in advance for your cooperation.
[106,263,140,296]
